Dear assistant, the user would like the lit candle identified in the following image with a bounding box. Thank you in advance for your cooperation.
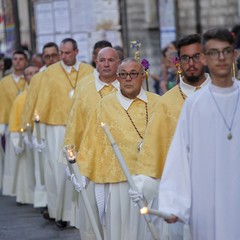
[140,207,173,220]
[63,145,102,240]
[26,123,32,143]
[34,112,41,144]
[18,128,24,148]
[101,122,159,240]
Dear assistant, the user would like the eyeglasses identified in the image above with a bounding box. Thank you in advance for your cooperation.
[205,47,234,60]
[43,53,59,60]
[179,53,201,64]
[117,72,141,79]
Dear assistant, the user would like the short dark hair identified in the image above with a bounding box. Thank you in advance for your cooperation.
[13,49,28,60]
[232,25,240,36]
[93,40,112,50]
[177,34,201,57]
[202,28,234,48]
[42,42,59,53]
[61,38,78,50]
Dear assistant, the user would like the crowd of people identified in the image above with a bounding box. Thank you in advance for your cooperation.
[0,26,240,240]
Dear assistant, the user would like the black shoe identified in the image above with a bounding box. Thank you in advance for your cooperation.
[42,209,55,221]
[55,220,67,229]
[16,202,27,206]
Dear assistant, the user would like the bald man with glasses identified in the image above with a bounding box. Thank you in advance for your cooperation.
[75,58,161,240]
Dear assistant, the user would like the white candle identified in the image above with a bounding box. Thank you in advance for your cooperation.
[26,123,32,143]
[65,146,102,240]
[34,114,41,144]
[18,128,24,148]
[101,122,159,240]
[140,207,173,220]
[0,140,4,159]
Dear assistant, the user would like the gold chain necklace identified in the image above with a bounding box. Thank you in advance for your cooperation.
[61,65,79,98]
[124,102,148,151]
[178,84,186,100]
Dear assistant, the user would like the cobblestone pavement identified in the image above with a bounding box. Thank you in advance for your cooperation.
[0,191,80,240]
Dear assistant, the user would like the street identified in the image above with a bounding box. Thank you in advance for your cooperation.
[0,191,80,240]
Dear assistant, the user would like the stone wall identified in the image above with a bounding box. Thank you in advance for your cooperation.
[124,0,240,92]
[178,0,240,36]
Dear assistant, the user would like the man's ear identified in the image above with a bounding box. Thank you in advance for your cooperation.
[200,53,207,66]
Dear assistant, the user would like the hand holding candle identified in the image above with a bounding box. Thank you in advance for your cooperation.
[101,122,159,240]
[63,144,102,240]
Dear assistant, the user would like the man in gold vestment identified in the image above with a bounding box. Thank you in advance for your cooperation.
[33,38,93,228]
[76,58,161,240]
[0,50,28,195]
[21,42,60,129]
[63,47,120,238]
[20,42,60,211]
[8,64,39,205]
[138,34,210,240]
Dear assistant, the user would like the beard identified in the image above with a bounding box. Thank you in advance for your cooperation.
[186,75,201,84]
[183,67,205,84]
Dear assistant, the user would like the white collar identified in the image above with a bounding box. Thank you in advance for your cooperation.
[39,65,47,72]
[116,88,148,111]
[179,73,210,97]
[209,78,238,94]
[94,69,120,92]
[60,60,81,73]
[12,73,24,83]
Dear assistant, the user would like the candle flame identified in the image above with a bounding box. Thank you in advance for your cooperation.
[140,207,149,215]
[34,111,40,122]
[101,122,105,127]
[35,115,40,121]
[26,123,30,127]
[20,128,24,133]
[67,149,75,160]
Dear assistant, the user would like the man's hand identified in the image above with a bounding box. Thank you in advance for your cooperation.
[165,215,178,224]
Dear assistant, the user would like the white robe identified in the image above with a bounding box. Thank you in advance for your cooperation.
[2,130,18,196]
[33,146,47,208]
[158,80,240,240]
[15,135,35,204]
[40,125,73,221]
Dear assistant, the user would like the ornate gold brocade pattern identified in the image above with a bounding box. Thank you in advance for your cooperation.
[64,75,117,153]
[136,86,185,178]
[0,74,26,124]
[34,62,93,125]
[77,92,160,183]
[9,90,27,132]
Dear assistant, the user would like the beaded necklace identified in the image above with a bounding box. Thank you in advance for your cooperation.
[124,102,148,151]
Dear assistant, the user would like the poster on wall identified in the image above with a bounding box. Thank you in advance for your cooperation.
[37,35,55,53]
[53,1,70,33]
[35,3,54,35]
[34,0,122,62]
[159,0,176,49]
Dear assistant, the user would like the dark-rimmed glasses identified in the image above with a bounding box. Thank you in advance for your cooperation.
[117,72,141,79]
[43,53,59,60]
[205,47,234,60]
[179,53,201,64]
